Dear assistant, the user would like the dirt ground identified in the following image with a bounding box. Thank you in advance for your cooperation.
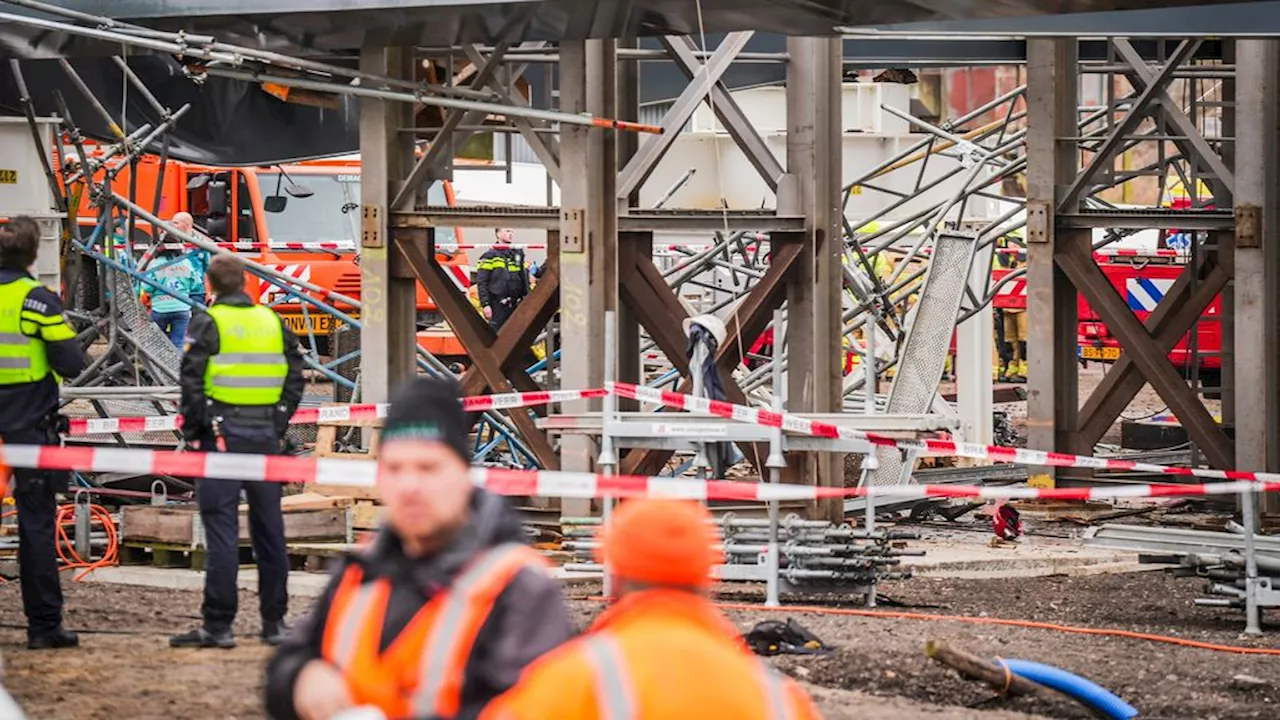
[997,365,1220,448]
[3,570,1277,720]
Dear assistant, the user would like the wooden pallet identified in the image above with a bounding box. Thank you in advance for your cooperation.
[312,407,384,498]
[120,502,352,547]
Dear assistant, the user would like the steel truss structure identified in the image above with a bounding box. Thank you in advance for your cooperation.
[8,1,1280,529]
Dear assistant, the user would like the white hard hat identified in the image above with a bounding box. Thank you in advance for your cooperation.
[682,313,727,347]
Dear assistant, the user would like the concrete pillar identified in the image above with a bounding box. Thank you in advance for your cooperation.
[359,46,419,404]
[1233,40,1280,513]
[783,37,843,521]
[1025,39,1081,473]
[558,39,618,515]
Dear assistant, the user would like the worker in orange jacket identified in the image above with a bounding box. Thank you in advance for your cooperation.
[264,377,575,720]
[483,499,822,720]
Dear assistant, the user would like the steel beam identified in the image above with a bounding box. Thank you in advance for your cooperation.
[616,32,755,199]
[557,39,617,514]
[1057,243,1234,469]
[1056,210,1235,230]
[393,207,805,232]
[1233,39,1280,513]
[1025,38,1080,473]
[359,46,418,405]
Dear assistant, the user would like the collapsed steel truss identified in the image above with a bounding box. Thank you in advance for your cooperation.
[2,1,1256,507]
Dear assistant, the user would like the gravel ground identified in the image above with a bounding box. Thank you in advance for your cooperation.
[4,570,1277,719]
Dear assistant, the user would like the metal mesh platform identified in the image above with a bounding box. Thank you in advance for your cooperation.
[111,266,183,383]
[869,231,977,487]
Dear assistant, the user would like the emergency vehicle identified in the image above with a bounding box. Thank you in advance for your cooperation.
[63,144,473,360]
[992,247,1222,382]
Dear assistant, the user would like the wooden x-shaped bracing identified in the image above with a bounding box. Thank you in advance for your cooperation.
[1058,241,1233,468]
[394,228,563,469]
[618,237,804,477]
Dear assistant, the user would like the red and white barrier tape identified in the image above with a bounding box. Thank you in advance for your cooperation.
[65,388,607,437]
[2,443,1279,503]
[607,382,1267,487]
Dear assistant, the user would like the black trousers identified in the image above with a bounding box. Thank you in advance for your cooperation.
[5,426,67,637]
[196,424,288,632]
[489,297,522,331]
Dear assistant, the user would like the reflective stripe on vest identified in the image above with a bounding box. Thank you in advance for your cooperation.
[321,542,547,719]
[582,634,636,720]
[204,304,288,405]
[586,632,794,720]
[0,277,50,385]
[411,543,540,716]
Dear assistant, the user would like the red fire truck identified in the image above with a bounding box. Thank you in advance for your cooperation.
[992,247,1222,381]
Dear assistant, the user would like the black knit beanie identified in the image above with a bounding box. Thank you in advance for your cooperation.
[381,377,471,463]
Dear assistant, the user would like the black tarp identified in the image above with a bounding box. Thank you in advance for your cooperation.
[0,57,358,166]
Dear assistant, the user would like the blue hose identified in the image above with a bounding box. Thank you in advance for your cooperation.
[999,658,1138,719]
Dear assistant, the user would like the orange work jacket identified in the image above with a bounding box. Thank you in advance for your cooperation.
[321,542,547,719]
[483,589,821,720]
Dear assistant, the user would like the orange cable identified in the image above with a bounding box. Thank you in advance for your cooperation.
[583,596,1280,656]
[715,601,1280,657]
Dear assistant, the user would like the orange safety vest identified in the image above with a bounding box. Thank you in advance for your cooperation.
[321,542,547,719]
[581,631,797,719]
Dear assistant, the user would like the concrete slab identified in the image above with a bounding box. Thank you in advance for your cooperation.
[903,539,1142,579]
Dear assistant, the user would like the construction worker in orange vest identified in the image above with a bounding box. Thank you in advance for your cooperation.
[264,377,575,720]
[483,499,821,720]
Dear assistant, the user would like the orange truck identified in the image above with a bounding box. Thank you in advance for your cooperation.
[66,144,472,360]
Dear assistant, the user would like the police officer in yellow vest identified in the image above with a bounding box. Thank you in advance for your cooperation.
[0,216,87,650]
[172,254,305,649]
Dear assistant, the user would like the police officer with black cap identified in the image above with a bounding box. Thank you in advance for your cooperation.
[171,253,305,649]
[0,216,87,650]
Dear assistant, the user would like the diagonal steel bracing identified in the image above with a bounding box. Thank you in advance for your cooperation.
[391,40,546,210]
[1058,38,1203,211]
[1073,256,1231,451]
[1056,242,1233,468]
[615,32,756,199]
[620,240,805,477]
[395,231,560,468]
[1111,39,1236,201]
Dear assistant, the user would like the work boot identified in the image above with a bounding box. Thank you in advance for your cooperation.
[261,619,292,647]
[27,627,79,650]
[169,626,235,649]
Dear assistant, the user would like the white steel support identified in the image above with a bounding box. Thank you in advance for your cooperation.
[957,241,994,446]
[1233,39,1280,515]
[359,46,418,405]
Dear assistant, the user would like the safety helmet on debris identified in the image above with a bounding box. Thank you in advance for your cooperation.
[682,314,727,347]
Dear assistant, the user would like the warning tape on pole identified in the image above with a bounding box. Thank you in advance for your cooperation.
[606,382,1270,487]
[65,388,608,437]
[1,444,1279,502]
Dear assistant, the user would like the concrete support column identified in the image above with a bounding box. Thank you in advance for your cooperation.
[558,39,618,515]
[359,46,419,404]
[1233,40,1280,513]
[1025,39,1081,471]
[783,37,843,521]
